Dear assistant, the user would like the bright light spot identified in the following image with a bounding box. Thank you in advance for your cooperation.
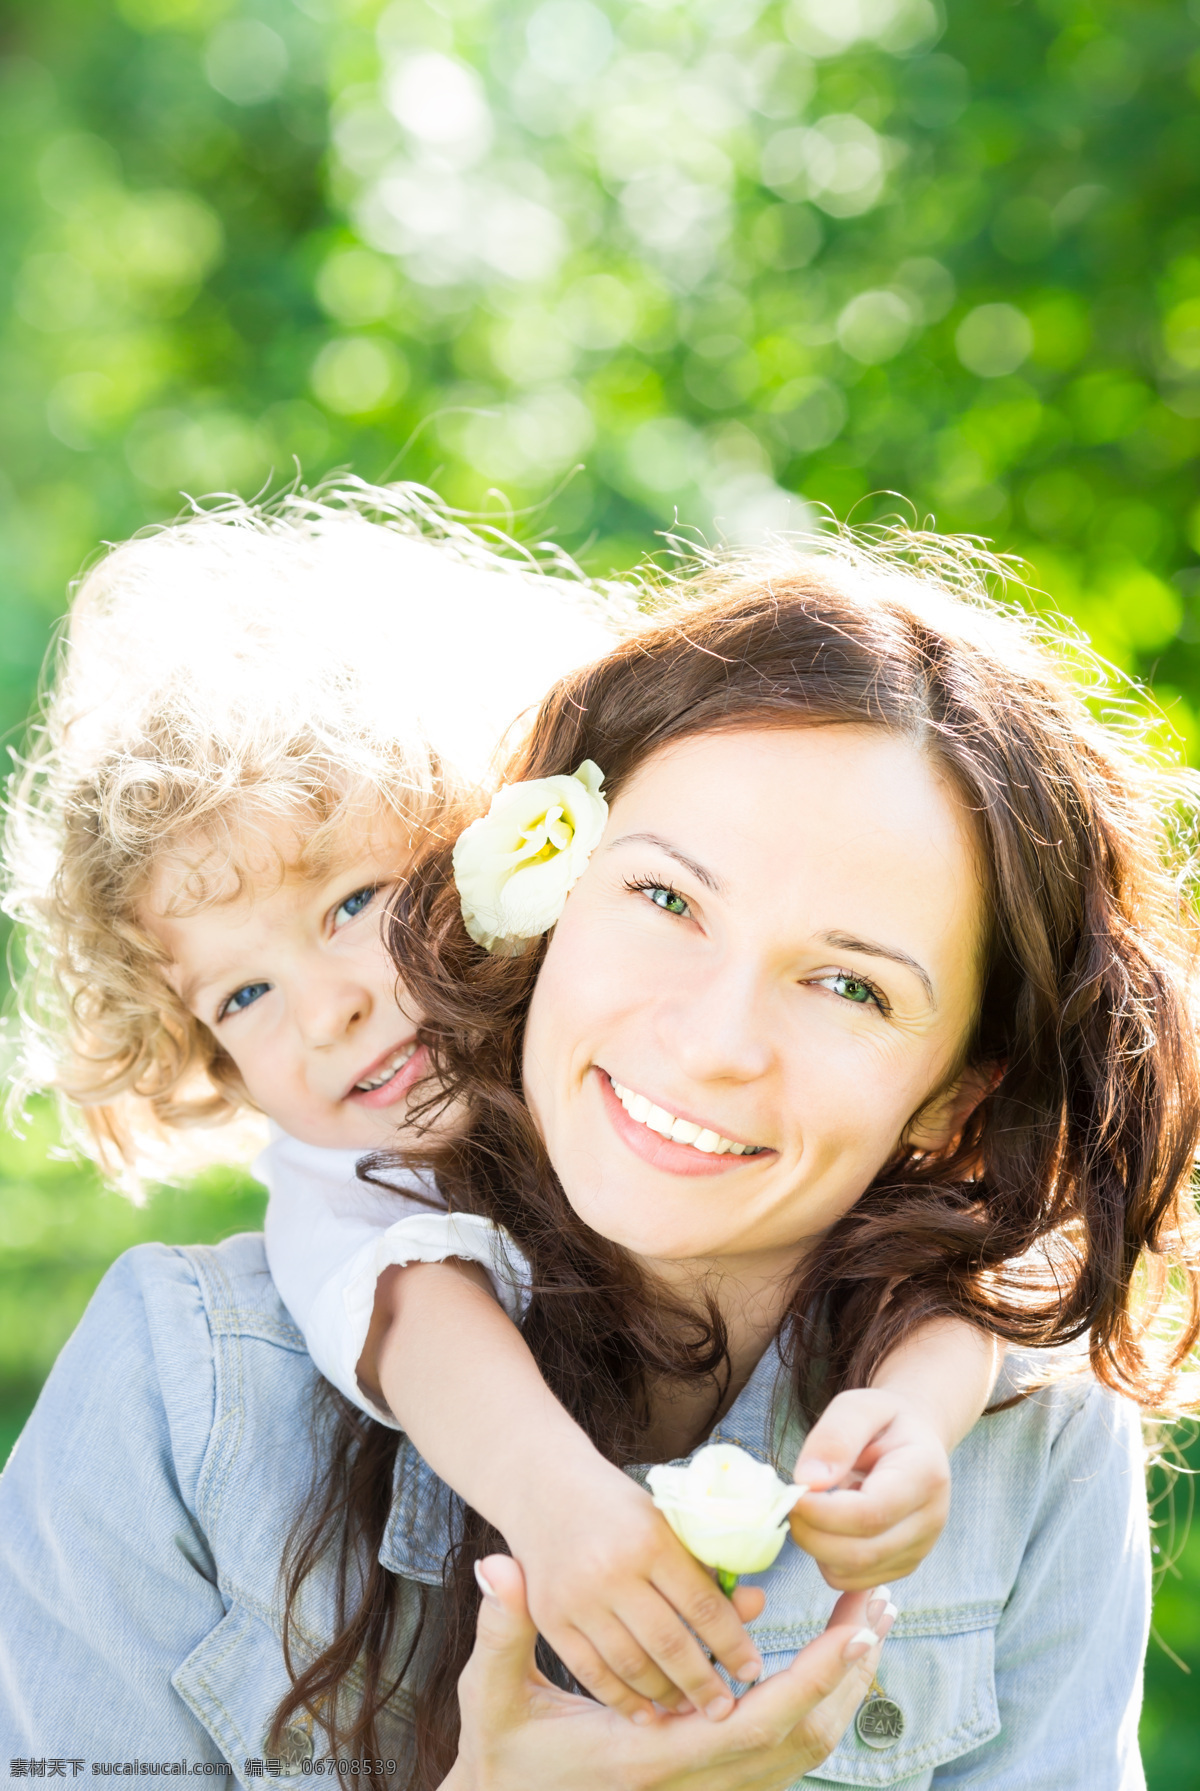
[837,289,912,363]
[315,248,398,326]
[13,253,97,332]
[386,53,492,165]
[707,473,814,543]
[783,0,941,57]
[955,304,1033,378]
[311,337,409,414]
[625,417,705,492]
[204,20,289,106]
[769,375,847,451]
[117,191,224,288]
[526,0,613,84]
[46,371,118,452]
[460,387,594,481]
[480,192,566,282]
[559,274,638,350]
[762,115,888,216]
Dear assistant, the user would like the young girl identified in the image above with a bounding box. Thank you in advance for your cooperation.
[6,483,999,1729]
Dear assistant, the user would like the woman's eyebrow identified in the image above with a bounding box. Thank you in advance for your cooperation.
[606,832,726,894]
[819,928,936,1007]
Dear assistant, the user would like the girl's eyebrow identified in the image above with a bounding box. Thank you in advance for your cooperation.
[605,832,726,895]
[819,928,936,1008]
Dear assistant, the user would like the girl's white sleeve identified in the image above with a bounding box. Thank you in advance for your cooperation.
[258,1128,530,1428]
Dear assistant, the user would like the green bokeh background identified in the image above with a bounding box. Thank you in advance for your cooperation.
[1,0,1198,1775]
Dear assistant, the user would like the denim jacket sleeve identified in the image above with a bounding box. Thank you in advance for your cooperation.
[0,1244,229,1757]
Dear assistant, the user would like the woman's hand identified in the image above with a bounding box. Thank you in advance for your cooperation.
[442,1555,892,1791]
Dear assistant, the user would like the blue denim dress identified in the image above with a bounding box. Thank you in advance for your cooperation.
[0,1235,1149,1788]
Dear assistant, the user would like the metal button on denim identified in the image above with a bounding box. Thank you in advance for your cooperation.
[856,1693,905,1749]
[261,1724,314,1773]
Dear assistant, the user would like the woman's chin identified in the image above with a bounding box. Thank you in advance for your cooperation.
[565,1188,732,1264]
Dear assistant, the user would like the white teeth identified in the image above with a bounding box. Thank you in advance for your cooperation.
[354,1041,417,1093]
[609,1080,763,1158]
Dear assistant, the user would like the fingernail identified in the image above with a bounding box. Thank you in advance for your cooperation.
[866,1585,892,1623]
[736,1654,763,1683]
[876,1605,898,1640]
[843,1627,880,1662]
[473,1561,498,1601]
[799,1461,836,1486]
[705,1695,734,1721]
[630,1709,653,1727]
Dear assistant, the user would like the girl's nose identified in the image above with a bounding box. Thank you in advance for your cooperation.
[294,974,371,1049]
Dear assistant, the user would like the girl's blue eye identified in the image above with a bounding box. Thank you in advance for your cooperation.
[219,982,270,1020]
[334,886,377,928]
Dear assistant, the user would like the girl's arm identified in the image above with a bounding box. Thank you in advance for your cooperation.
[366,1258,766,1723]
[788,1318,1004,1588]
[262,1135,762,1723]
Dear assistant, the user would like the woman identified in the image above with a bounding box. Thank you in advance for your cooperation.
[2,534,1196,1789]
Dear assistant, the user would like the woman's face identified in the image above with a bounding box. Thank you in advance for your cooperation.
[522,725,990,1272]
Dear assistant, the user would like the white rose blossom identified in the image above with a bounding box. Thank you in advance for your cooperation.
[647,1443,802,1586]
[452,759,608,954]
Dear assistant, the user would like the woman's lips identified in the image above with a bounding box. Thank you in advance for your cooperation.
[595,1068,775,1178]
[345,1042,429,1110]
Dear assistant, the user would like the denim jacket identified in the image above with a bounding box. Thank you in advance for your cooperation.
[0,1235,1149,1789]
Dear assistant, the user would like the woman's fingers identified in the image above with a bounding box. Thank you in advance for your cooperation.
[458,1556,554,1727]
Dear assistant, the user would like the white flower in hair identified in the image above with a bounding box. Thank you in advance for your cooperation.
[453,759,608,954]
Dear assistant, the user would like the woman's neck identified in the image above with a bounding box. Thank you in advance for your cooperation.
[637,1248,801,1463]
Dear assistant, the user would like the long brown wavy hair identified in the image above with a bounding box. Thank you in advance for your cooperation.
[275,533,1200,1782]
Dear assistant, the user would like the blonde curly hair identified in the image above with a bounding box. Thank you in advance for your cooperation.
[4,477,637,1187]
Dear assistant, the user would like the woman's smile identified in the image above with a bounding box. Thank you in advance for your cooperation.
[596,1066,777,1176]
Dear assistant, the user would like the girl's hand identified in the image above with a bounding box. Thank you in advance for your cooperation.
[505,1462,766,1723]
[445,1554,892,1791]
[788,1387,952,1589]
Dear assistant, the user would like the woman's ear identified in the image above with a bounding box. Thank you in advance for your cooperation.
[905,1061,1004,1158]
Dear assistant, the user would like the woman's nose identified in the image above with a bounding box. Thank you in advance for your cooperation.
[293,974,371,1049]
[665,961,774,1085]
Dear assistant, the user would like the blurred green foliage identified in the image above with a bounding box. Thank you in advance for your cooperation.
[1,0,1199,1780]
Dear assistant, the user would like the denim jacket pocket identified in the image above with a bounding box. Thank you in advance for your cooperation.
[755,1606,1001,1789]
[171,1600,415,1791]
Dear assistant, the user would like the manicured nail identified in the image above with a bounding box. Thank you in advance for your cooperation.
[876,1604,898,1639]
[843,1627,880,1662]
[473,1561,498,1601]
[866,1586,892,1623]
[705,1694,735,1721]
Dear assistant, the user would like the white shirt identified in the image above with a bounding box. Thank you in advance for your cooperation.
[258,1127,529,1427]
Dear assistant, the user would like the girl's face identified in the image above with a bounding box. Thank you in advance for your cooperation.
[143,814,428,1151]
[522,726,990,1274]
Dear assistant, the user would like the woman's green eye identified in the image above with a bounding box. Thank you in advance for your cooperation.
[830,972,875,1005]
[648,886,689,916]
